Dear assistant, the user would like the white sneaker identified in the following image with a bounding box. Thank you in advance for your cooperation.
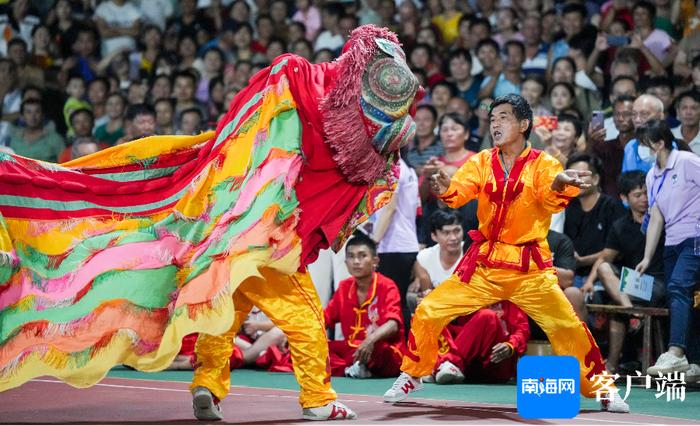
[344,361,373,379]
[383,372,423,402]
[600,390,630,413]
[421,374,435,383]
[435,360,465,384]
[647,352,690,376]
[685,363,700,383]
[192,386,223,421]
[302,401,357,421]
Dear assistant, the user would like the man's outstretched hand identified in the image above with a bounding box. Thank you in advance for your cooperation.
[430,169,451,195]
[551,169,592,192]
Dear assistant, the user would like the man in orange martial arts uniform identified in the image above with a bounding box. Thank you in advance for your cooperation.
[383,94,630,413]
[324,234,405,378]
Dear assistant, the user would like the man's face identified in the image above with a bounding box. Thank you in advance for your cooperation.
[23,104,42,129]
[610,79,636,104]
[132,114,156,138]
[677,96,700,127]
[431,224,463,254]
[505,44,524,70]
[570,161,598,195]
[414,108,436,138]
[180,112,201,135]
[469,23,489,47]
[647,86,672,111]
[613,100,634,133]
[446,97,471,119]
[490,103,528,147]
[521,17,541,45]
[477,45,498,69]
[562,11,584,38]
[622,185,648,216]
[173,77,195,101]
[345,244,377,279]
[7,43,27,66]
[633,98,663,129]
[449,56,471,82]
[155,102,174,126]
[72,112,93,137]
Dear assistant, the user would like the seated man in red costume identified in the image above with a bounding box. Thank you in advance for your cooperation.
[324,234,405,378]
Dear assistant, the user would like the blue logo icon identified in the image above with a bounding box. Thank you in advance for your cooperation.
[517,355,580,419]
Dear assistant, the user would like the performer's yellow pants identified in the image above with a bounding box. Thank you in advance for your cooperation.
[190,269,336,409]
[402,265,607,398]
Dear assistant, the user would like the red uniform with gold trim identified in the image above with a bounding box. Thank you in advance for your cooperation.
[436,301,530,382]
[402,146,609,399]
[324,272,405,377]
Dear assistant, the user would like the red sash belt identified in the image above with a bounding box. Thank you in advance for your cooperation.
[454,230,553,282]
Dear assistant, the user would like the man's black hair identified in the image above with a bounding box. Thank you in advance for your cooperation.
[125,103,156,121]
[345,233,377,256]
[69,107,95,125]
[429,210,464,234]
[489,94,533,139]
[447,48,472,65]
[617,171,646,197]
[565,152,604,176]
[633,0,656,19]
[675,90,700,108]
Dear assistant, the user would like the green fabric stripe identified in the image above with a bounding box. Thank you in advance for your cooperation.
[213,58,289,147]
[0,182,191,213]
[0,267,177,342]
[89,166,181,182]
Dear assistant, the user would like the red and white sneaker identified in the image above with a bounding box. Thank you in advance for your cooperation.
[435,360,465,384]
[383,372,423,402]
[302,401,357,421]
[192,386,223,421]
[600,390,630,413]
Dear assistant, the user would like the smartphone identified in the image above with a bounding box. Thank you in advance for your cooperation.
[591,110,605,130]
[607,35,630,47]
[533,116,558,131]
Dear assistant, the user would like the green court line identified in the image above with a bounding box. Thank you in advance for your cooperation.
[108,367,700,421]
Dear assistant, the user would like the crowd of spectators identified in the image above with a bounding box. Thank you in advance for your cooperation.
[1,0,698,383]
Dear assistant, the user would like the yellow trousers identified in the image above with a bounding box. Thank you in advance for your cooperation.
[403,265,607,399]
[190,269,336,408]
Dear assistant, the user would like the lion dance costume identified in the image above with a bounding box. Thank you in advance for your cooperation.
[0,25,421,411]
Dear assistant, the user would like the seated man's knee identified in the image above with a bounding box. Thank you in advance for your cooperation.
[471,308,499,326]
[564,286,583,302]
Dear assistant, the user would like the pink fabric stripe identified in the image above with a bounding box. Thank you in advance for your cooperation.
[0,235,194,310]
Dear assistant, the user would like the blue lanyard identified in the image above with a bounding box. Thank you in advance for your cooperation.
[649,169,669,209]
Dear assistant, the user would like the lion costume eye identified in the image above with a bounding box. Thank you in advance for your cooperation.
[360,39,418,154]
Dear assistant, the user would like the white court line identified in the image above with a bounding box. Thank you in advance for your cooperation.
[27,378,690,425]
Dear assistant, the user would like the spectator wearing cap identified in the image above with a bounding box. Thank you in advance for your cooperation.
[9,99,65,163]
[622,94,665,173]
[94,0,143,58]
[671,90,700,155]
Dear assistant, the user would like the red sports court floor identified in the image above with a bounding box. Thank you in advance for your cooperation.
[1,372,698,424]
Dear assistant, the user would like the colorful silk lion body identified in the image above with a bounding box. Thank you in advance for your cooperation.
[0,25,421,403]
